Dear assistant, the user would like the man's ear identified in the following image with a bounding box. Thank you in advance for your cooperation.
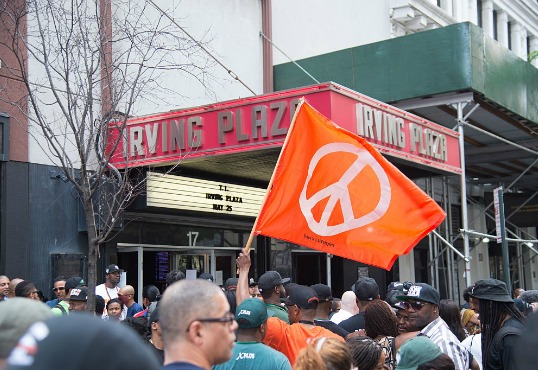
[187,321,205,344]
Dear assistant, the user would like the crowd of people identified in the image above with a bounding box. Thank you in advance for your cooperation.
[1,249,538,370]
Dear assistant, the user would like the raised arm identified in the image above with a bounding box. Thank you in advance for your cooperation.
[236,247,251,307]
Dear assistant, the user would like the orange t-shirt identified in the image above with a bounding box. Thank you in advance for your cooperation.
[262,317,345,364]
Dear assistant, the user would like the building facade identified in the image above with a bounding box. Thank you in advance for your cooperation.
[0,0,537,303]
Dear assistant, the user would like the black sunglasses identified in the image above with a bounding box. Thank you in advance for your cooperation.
[53,287,65,292]
[403,301,430,311]
[186,312,235,332]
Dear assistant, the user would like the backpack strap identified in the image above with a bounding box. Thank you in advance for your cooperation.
[54,302,67,315]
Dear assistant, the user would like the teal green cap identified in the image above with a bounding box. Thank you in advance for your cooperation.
[235,298,267,329]
[396,336,442,370]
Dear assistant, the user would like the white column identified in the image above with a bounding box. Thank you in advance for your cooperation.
[452,0,464,22]
[522,227,537,289]
[497,11,509,48]
[521,28,528,61]
[466,204,490,282]
[441,0,454,17]
[468,0,478,25]
[398,251,416,283]
[481,0,494,39]
[530,36,538,68]
[510,22,526,60]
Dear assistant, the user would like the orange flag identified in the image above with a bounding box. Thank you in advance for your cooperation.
[254,100,446,270]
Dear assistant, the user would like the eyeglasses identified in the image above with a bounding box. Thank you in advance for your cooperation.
[403,301,430,311]
[186,312,235,332]
[53,287,65,292]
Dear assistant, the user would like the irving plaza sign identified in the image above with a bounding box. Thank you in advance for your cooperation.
[106,83,461,175]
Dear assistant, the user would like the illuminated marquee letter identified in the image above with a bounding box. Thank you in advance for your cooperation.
[188,117,202,148]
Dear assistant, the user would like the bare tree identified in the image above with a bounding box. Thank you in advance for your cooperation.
[0,0,216,311]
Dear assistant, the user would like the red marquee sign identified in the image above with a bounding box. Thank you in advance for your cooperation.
[106,83,461,174]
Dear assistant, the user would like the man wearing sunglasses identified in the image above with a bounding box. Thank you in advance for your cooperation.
[51,276,85,316]
[45,276,67,308]
[397,283,470,370]
[160,279,238,370]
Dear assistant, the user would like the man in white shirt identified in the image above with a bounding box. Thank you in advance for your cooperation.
[330,290,358,324]
[95,264,124,318]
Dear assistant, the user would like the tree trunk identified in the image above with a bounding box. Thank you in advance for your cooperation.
[83,192,98,313]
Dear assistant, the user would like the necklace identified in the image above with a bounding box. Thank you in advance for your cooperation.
[299,320,315,325]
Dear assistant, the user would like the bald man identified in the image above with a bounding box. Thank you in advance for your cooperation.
[7,278,23,299]
[160,279,237,369]
[118,285,144,317]
[330,291,359,324]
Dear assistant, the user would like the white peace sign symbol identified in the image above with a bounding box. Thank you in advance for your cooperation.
[299,143,391,236]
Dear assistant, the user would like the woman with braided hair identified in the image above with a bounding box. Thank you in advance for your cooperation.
[346,335,387,370]
[469,278,526,370]
[364,300,398,369]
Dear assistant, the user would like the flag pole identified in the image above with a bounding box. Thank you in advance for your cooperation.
[244,98,305,253]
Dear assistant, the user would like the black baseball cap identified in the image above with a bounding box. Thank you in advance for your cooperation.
[224,278,238,291]
[69,287,88,302]
[283,285,319,309]
[258,271,290,292]
[354,277,379,301]
[105,264,123,274]
[469,279,513,303]
[397,283,440,306]
[310,284,333,302]
[65,277,86,291]
[6,315,161,370]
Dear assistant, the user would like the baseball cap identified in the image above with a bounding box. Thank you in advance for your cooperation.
[397,283,440,306]
[224,278,238,291]
[235,298,268,329]
[0,298,53,358]
[283,285,319,309]
[65,277,86,292]
[198,272,214,282]
[258,271,290,292]
[310,284,333,302]
[248,278,257,287]
[395,336,442,370]
[385,289,404,308]
[105,264,123,274]
[388,281,404,292]
[469,279,513,303]
[6,315,161,370]
[69,287,88,302]
[354,277,379,301]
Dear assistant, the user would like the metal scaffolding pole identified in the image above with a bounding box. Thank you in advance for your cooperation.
[443,178,454,299]
[456,103,472,287]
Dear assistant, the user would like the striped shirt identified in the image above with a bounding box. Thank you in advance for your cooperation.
[421,317,470,370]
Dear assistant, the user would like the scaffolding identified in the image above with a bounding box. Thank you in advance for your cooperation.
[397,94,538,301]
